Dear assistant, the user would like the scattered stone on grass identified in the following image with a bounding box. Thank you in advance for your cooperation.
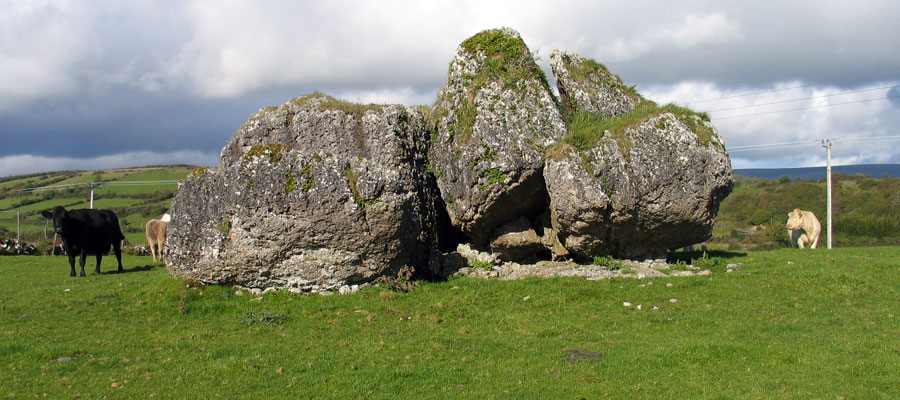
[562,349,604,363]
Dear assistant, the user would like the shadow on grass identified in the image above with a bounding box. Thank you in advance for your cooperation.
[100,264,162,274]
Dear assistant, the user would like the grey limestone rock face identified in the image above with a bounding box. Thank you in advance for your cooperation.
[166,94,440,292]
[550,50,640,119]
[166,31,736,290]
[544,49,733,259]
[545,111,733,259]
[428,28,567,245]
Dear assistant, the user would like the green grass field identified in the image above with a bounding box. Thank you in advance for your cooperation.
[2,247,898,398]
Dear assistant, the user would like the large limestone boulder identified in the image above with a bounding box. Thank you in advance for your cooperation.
[428,28,567,245]
[550,50,641,118]
[166,31,736,288]
[166,94,441,292]
[545,52,734,259]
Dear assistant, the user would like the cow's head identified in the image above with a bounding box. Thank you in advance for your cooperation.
[41,206,69,235]
[785,208,804,230]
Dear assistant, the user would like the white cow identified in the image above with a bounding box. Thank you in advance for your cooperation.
[145,213,170,262]
[785,208,821,249]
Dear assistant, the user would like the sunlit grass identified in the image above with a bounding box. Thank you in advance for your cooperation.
[2,248,899,398]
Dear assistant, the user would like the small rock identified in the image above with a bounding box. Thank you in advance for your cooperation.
[338,285,360,295]
[623,302,632,307]
[669,298,678,303]
[523,296,530,301]
[698,270,712,276]
[636,304,642,310]
[234,290,244,296]
[666,283,674,287]
[562,349,604,363]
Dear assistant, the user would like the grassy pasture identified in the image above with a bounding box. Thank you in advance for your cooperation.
[1,247,898,398]
[0,166,193,247]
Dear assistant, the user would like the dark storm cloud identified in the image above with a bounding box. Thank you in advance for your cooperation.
[1,0,899,176]
[888,86,900,107]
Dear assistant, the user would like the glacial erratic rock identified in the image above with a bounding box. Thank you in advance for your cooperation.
[544,49,733,259]
[166,30,736,291]
[166,94,441,292]
[545,110,733,259]
[428,28,567,245]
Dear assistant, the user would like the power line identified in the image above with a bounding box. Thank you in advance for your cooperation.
[710,95,898,121]
[701,85,897,113]
[682,83,818,105]
[727,141,820,153]
[835,135,900,144]
[727,135,900,153]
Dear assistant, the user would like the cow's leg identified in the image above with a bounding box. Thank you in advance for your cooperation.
[95,253,103,274]
[810,234,819,249]
[798,234,807,249]
[149,241,156,262]
[68,254,77,277]
[79,252,87,277]
[113,243,123,272]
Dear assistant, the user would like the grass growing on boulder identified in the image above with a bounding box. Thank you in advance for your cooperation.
[244,143,290,164]
[437,28,552,144]
[549,101,717,161]
[299,163,313,192]
[284,172,297,194]
[559,56,641,116]
[315,95,386,117]
[478,168,508,190]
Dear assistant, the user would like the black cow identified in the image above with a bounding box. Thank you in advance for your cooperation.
[41,206,125,277]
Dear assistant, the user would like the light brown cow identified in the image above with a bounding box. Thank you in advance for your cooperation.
[785,208,821,249]
[145,213,170,262]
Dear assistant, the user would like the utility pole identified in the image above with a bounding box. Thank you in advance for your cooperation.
[822,139,833,249]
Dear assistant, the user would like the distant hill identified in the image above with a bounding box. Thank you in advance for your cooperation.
[712,171,900,250]
[734,164,900,180]
[0,165,196,248]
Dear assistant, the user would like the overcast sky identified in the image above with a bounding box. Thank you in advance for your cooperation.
[1,0,898,177]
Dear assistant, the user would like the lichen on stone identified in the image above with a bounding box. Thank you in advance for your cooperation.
[244,143,290,163]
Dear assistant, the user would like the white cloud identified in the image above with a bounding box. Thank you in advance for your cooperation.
[1,0,898,174]
[333,87,438,107]
[0,150,218,178]
[0,1,91,111]
[168,0,471,98]
[644,81,900,168]
[599,13,743,62]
